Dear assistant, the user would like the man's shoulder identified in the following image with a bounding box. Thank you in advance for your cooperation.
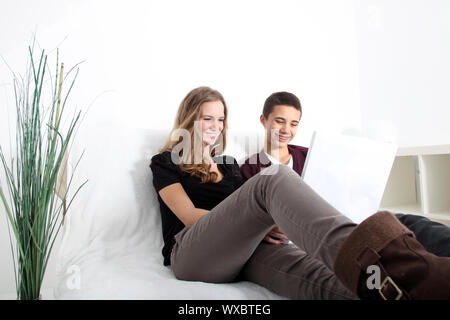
[242,153,260,166]
[288,144,308,156]
[242,150,273,167]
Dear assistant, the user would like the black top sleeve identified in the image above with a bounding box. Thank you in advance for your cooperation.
[150,152,182,192]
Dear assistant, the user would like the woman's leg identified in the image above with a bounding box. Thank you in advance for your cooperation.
[334,210,450,299]
[239,242,358,300]
[171,165,356,283]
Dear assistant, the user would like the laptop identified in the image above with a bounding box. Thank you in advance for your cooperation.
[301,131,398,223]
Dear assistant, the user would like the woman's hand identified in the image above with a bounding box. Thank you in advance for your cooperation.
[264,225,289,244]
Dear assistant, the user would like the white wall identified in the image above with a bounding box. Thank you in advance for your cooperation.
[2,0,449,296]
[354,0,450,146]
[0,0,361,295]
[0,0,362,143]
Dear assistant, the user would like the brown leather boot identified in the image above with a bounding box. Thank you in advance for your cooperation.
[334,211,450,300]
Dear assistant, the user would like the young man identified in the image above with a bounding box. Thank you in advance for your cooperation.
[240,91,450,257]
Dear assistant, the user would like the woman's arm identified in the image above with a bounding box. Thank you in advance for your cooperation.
[158,183,209,226]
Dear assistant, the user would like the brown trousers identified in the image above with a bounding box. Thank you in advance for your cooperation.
[170,165,358,299]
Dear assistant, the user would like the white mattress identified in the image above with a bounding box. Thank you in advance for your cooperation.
[54,123,284,300]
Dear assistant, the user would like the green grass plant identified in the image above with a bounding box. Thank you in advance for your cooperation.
[0,44,86,300]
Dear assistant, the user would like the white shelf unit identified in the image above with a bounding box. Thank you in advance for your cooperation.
[380,144,450,227]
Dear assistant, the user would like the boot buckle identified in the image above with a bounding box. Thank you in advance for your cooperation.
[379,276,403,300]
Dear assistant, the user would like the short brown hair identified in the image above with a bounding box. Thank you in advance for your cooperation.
[262,91,302,118]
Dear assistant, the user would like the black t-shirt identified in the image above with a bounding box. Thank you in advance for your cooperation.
[149,151,244,265]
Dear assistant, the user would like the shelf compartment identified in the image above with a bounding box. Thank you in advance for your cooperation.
[419,154,450,221]
[380,156,421,212]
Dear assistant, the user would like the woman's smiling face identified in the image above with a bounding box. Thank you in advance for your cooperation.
[199,100,225,145]
[260,104,301,148]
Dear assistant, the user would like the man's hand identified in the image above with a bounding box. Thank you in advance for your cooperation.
[264,225,289,244]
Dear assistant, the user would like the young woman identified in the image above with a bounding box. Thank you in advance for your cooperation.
[150,86,450,300]
[240,91,450,258]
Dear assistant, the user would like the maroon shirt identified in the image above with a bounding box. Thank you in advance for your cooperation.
[240,144,309,181]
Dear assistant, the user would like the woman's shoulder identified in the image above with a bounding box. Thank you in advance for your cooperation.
[151,150,170,163]
[151,150,171,161]
[150,151,181,170]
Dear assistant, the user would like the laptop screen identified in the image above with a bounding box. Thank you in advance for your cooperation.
[301,131,398,223]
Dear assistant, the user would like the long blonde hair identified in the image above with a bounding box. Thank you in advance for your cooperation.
[160,86,228,183]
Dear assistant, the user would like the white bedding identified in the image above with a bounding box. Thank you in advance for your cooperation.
[54,122,285,300]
